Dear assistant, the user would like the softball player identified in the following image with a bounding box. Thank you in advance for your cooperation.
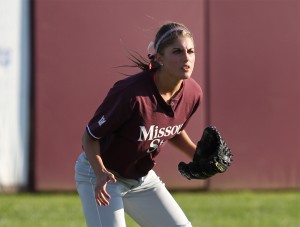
[75,21,203,227]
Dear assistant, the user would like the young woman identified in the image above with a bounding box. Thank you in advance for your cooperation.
[75,21,203,227]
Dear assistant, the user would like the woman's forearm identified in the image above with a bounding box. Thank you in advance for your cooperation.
[168,130,196,159]
[82,130,107,177]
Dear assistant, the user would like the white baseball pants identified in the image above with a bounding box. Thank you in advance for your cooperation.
[75,152,192,227]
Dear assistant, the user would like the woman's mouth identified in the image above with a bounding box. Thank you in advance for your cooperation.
[182,65,190,72]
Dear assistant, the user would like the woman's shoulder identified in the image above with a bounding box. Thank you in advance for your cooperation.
[107,71,154,98]
[185,78,203,95]
[114,71,153,87]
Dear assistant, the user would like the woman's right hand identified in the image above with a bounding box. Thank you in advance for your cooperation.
[82,130,117,206]
[94,170,117,206]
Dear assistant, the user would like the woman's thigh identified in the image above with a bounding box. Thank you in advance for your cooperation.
[76,182,126,227]
[123,171,192,227]
[75,152,126,227]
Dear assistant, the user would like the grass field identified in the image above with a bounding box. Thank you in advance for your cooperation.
[0,191,299,227]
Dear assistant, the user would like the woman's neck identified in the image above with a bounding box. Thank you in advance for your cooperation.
[155,71,183,103]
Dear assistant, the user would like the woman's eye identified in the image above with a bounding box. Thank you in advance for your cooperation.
[173,49,182,54]
[173,49,195,54]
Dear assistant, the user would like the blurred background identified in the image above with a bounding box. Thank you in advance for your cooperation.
[0,0,299,192]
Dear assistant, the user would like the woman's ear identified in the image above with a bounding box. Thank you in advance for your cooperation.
[155,53,164,66]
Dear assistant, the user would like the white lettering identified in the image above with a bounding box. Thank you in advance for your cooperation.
[138,125,154,141]
[147,139,165,153]
[164,126,171,137]
[171,125,180,135]
[98,116,106,126]
[154,125,159,139]
[158,127,165,138]
[138,124,184,142]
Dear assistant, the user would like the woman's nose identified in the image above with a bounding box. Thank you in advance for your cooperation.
[183,51,189,61]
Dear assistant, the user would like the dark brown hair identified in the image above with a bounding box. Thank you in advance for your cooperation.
[126,22,194,72]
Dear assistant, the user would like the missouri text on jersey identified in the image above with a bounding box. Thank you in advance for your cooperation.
[138,124,183,153]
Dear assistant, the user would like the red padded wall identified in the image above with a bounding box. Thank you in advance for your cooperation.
[33,0,300,191]
[33,0,208,190]
[207,0,300,189]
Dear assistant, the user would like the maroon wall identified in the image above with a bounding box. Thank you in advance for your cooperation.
[33,0,300,191]
[207,0,300,189]
[33,0,208,190]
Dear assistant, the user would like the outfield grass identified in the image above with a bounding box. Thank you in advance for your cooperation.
[0,191,299,227]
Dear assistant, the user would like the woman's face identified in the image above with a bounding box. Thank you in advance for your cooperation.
[157,36,195,80]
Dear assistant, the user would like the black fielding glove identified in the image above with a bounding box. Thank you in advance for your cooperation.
[178,126,233,180]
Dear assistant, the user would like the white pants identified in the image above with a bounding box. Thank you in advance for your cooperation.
[75,152,192,227]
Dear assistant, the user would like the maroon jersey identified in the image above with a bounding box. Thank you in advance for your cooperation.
[86,70,203,179]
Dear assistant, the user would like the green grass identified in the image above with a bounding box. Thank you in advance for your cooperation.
[0,191,299,227]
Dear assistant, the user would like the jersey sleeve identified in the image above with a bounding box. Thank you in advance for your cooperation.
[86,82,136,140]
